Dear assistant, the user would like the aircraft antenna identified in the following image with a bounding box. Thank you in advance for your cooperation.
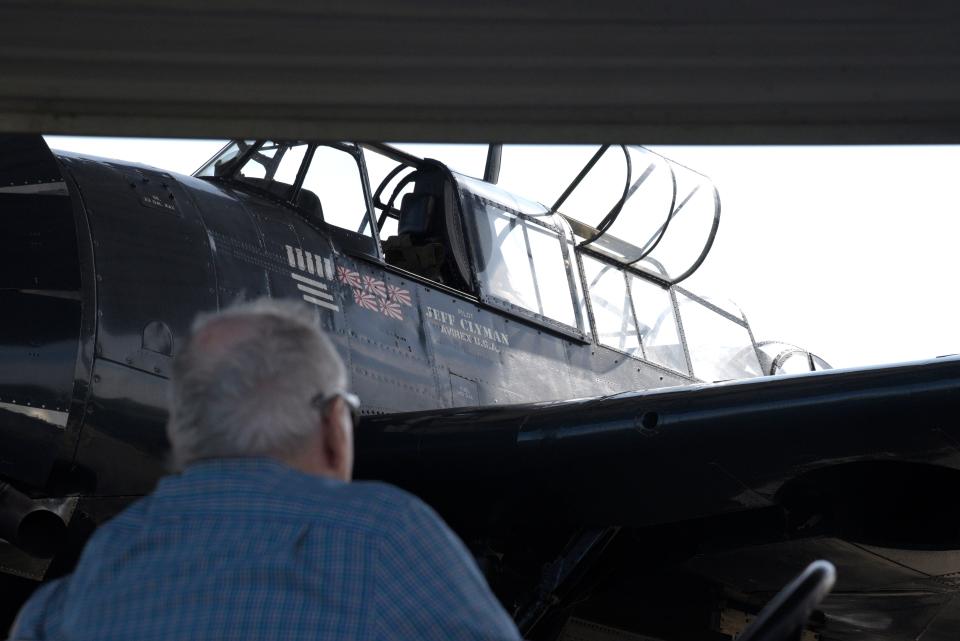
[483,144,502,184]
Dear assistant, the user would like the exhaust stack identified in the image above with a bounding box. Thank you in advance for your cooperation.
[0,482,67,558]
[0,134,84,489]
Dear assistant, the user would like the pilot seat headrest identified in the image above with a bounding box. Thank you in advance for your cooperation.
[397,166,448,237]
[398,192,436,237]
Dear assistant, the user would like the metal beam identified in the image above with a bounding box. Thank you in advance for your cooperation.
[2,1,960,143]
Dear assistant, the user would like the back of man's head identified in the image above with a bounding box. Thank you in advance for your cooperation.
[166,298,347,471]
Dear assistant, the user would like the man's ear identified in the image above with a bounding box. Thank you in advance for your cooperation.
[322,398,350,477]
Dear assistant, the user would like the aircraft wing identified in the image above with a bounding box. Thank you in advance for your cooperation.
[356,355,960,641]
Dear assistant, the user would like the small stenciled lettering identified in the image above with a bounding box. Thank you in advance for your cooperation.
[140,193,177,213]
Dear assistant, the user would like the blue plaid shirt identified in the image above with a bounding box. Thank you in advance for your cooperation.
[13,458,521,641]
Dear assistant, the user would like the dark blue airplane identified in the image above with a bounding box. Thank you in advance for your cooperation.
[1,135,957,641]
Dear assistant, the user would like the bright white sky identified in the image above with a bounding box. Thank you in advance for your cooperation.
[45,136,960,369]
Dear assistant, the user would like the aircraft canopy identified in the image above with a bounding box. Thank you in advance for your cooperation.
[494,145,720,285]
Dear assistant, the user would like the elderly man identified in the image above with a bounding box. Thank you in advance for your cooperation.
[13,299,521,641]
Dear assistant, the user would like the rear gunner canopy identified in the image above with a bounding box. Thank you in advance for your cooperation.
[495,144,721,286]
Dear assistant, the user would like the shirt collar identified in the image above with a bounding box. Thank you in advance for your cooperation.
[154,456,345,500]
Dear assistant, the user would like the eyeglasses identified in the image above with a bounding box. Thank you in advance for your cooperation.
[312,391,361,425]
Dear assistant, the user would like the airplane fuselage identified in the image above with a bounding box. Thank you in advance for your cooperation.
[6,145,694,501]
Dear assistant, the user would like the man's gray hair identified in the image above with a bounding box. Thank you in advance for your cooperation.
[166,298,348,470]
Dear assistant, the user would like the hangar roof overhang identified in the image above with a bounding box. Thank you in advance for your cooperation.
[3,1,960,143]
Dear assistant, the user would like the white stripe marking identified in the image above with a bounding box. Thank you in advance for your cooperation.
[303,295,339,311]
[323,258,334,280]
[291,272,327,289]
[305,252,316,275]
[285,245,296,267]
[294,248,305,271]
[0,181,68,195]
[297,283,334,300]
